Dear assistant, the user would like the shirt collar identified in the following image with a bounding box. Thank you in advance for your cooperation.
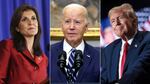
[121,31,137,45]
[63,40,85,54]
[122,38,133,45]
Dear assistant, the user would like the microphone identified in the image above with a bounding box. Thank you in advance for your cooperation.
[57,51,72,83]
[73,50,83,72]
[57,51,67,70]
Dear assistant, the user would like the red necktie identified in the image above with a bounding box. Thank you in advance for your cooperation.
[120,41,129,78]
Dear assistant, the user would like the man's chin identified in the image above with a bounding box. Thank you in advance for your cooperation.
[115,32,124,37]
[66,38,79,43]
[67,39,76,42]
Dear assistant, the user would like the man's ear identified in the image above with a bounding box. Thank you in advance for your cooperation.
[132,17,138,27]
[85,22,89,27]
[85,24,88,33]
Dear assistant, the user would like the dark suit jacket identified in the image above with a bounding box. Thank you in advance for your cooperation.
[0,39,48,84]
[101,31,150,84]
[50,40,100,83]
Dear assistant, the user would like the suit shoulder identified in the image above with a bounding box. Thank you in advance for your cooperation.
[0,39,13,48]
[136,31,150,43]
[50,41,63,55]
[105,39,121,49]
[51,42,62,48]
[86,43,99,52]
[142,31,150,40]
[0,39,14,54]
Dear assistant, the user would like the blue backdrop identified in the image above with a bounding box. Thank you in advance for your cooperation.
[0,0,50,56]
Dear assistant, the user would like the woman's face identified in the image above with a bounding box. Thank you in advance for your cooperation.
[17,10,38,37]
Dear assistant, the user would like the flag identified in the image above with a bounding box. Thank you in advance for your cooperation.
[136,7,150,31]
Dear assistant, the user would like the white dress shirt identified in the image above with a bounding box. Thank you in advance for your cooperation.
[63,39,85,65]
[118,38,133,79]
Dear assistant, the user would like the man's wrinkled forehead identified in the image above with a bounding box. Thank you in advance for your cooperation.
[62,4,87,18]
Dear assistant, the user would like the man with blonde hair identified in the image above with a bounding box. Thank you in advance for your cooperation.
[101,3,150,84]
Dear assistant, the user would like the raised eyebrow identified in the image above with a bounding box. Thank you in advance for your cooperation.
[32,15,37,18]
[20,16,27,20]
[21,15,27,18]
[21,15,34,18]
[110,19,115,22]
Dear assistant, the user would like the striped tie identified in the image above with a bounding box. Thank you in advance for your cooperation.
[67,48,77,83]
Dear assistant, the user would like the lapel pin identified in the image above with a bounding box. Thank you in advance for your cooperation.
[134,44,137,48]
[86,55,90,58]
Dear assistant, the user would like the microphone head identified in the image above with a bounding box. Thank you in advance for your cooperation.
[58,51,67,60]
[57,51,67,69]
[75,50,83,59]
[74,50,83,70]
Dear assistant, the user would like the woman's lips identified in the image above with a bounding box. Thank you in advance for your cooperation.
[28,27,36,30]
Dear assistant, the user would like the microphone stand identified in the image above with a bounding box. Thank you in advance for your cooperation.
[66,67,74,84]
[68,50,83,83]
[57,51,74,84]
[74,50,83,75]
[58,50,83,84]
[59,65,73,84]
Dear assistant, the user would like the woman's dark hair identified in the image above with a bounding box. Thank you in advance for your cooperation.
[10,4,42,56]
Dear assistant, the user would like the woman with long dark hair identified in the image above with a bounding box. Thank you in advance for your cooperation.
[0,4,48,83]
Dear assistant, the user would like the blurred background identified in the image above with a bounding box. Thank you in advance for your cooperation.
[101,0,150,47]
[51,0,100,28]
[50,0,100,47]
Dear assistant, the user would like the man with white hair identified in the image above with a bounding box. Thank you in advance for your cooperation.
[50,3,100,83]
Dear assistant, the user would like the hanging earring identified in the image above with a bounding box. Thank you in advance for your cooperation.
[16,27,19,32]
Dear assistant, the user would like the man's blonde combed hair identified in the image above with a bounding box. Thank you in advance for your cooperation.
[108,3,138,27]
[108,3,136,18]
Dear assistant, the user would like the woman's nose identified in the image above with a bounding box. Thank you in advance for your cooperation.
[28,19,34,25]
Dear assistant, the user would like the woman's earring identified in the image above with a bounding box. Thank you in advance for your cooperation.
[16,27,19,32]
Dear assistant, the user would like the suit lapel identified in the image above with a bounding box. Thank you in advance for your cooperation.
[110,40,122,80]
[21,49,38,66]
[55,41,67,82]
[76,43,92,82]
[124,31,143,73]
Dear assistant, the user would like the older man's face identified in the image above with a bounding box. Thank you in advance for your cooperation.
[62,8,87,45]
[110,10,135,39]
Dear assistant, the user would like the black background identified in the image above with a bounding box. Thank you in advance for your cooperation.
[101,0,150,19]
